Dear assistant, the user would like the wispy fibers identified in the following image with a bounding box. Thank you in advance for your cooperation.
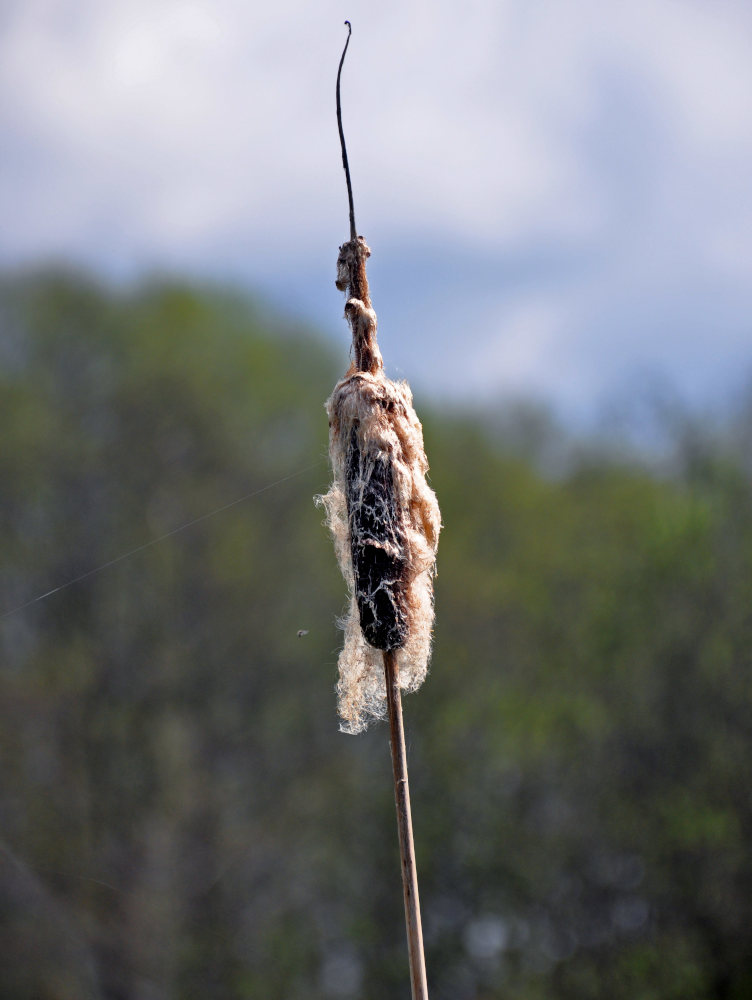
[320,237,441,735]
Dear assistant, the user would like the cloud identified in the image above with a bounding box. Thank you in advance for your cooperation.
[0,0,751,415]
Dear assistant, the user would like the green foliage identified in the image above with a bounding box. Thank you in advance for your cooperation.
[2,271,752,999]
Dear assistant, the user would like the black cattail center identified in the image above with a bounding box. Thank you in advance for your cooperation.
[345,427,409,650]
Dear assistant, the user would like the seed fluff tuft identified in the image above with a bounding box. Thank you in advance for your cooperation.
[318,238,441,734]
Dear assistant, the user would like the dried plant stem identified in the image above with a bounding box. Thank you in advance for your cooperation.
[383,649,429,1000]
[336,21,357,243]
[329,21,435,995]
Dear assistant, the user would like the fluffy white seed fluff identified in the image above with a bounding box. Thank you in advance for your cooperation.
[319,359,441,734]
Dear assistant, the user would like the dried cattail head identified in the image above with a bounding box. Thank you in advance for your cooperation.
[319,237,441,733]
[319,22,440,733]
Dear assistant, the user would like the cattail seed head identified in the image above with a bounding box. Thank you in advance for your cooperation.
[319,239,441,733]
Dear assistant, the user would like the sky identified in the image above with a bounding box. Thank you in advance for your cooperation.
[1,0,751,422]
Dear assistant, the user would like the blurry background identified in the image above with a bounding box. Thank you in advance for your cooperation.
[1,2,752,999]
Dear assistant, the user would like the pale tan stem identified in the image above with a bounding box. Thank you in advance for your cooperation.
[383,649,429,1000]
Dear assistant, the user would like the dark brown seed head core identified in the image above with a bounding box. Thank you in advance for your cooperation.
[345,427,409,650]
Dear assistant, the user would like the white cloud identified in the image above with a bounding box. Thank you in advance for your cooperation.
[0,0,751,411]
[468,299,566,394]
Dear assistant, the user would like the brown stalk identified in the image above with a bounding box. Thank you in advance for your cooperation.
[384,649,430,1000]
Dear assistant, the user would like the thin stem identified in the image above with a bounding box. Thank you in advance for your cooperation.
[383,649,430,1000]
[336,20,357,242]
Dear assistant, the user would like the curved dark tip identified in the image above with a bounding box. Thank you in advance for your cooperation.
[336,20,357,242]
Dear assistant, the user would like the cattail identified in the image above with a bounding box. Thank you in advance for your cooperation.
[318,23,441,733]
[320,237,441,733]
[318,22,440,1000]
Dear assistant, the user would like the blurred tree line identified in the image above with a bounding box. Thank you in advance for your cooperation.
[1,271,752,1000]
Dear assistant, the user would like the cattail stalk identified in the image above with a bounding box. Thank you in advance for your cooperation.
[385,648,429,1000]
[318,22,440,1000]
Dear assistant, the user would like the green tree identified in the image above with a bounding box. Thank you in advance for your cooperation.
[2,271,752,999]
